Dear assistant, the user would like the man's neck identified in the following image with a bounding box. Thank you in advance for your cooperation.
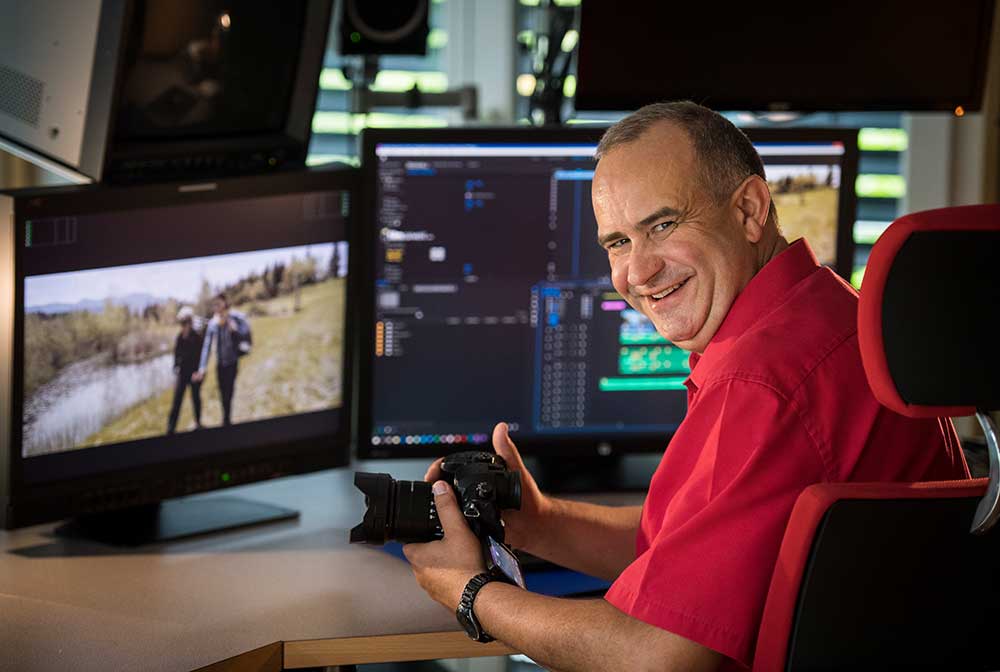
[755,233,790,273]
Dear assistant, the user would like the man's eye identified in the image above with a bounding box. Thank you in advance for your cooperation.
[607,238,628,250]
[652,220,676,233]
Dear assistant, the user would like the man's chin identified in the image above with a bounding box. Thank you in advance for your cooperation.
[655,321,702,351]
[667,337,697,352]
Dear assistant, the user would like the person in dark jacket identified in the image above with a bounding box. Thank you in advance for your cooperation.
[193,293,251,426]
[167,306,204,434]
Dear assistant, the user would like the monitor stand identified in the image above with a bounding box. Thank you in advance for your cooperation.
[53,496,299,546]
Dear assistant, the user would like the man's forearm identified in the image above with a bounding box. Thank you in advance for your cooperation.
[474,583,719,672]
[524,500,641,580]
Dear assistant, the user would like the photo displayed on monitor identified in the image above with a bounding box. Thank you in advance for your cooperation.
[15,182,352,483]
[360,129,856,457]
[23,243,347,456]
[756,141,851,268]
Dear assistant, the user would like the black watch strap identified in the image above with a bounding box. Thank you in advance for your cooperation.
[456,572,500,643]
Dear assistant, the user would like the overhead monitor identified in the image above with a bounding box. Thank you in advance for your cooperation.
[0,167,356,538]
[0,0,331,184]
[576,2,995,112]
[358,127,858,459]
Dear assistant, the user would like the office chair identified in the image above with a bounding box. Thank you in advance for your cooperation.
[753,204,1000,671]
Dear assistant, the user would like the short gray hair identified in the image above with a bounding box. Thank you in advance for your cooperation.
[596,101,767,206]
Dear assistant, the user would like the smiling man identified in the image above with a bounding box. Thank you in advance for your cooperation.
[403,102,968,671]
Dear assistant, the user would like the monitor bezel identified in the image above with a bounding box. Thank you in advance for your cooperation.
[356,126,858,459]
[3,166,358,528]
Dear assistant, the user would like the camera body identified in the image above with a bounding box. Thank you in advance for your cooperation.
[350,451,521,546]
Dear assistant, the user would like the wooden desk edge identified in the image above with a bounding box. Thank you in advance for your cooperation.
[194,643,283,672]
[283,631,516,668]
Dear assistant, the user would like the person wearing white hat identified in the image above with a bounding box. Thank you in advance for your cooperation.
[167,305,204,434]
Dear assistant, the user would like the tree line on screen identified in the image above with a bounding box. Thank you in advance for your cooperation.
[24,252,336,399]
[768,170,835,194]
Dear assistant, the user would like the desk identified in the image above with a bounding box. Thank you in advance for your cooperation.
[0,462,639,671]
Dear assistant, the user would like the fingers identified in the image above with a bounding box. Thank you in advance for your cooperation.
[424,457,445,483]
[431,480,468,533]
[492,422,526,473]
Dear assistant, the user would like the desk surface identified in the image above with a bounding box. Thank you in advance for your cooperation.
[0,461,642,672]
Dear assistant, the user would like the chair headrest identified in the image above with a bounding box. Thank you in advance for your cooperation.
[858,204,1000,418]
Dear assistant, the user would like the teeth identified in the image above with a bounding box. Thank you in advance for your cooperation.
[651,280,685,299]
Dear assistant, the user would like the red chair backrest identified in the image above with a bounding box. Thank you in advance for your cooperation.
[858,204,1000,417]
[754,206,1000,670]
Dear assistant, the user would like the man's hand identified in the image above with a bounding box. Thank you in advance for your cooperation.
[424,422,551,553]
[423,421,640,578]
[402,481,487,611]
[191,370,205,383]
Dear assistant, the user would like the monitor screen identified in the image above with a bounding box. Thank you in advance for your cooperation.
[114,0,306,143]
[358,128,856,458]
[6,169,354,520]
[576,2,994,112]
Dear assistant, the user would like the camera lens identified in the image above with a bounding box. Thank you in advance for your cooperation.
[392,478,442,542]
[350,472,442,545]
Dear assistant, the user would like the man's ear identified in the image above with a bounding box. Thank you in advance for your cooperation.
[732,175,771,244]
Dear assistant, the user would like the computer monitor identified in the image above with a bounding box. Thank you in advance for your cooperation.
[0,167,356,540]
[576,2,994,112]
[357,127,857,461]
[0,0,331,184]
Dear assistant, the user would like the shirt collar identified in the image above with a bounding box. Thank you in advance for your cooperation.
[686,239,821,391]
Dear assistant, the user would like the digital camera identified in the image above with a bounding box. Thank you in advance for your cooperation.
[349,451,521,545]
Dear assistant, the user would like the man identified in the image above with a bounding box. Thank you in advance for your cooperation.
[403,102,968,671]
[193,293,251,427]
[167,306,204,434]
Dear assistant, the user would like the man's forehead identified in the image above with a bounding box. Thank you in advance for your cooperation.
[597,124,696,187]
[605,121,694,164]
[593,123,696,220]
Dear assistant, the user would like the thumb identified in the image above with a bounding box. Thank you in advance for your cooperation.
[432,480,467,533]
[492,422,525,473]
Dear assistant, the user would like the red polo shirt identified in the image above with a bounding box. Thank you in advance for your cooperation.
[604,240,967,669]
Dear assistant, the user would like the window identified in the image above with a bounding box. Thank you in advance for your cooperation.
[308,1,451,166]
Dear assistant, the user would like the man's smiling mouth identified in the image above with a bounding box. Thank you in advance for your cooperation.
[647,277,690,302]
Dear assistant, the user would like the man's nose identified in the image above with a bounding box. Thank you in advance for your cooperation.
[627,242,664,289]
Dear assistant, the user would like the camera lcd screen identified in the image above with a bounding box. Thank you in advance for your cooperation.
[488,536,526,589]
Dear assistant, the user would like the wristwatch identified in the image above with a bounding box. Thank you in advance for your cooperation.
[456,572,501,642]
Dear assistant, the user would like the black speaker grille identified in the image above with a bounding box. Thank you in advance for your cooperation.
[0,64,44,128]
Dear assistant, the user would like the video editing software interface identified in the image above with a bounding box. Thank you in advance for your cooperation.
[17,185,350,483]
[368,135,848,453]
